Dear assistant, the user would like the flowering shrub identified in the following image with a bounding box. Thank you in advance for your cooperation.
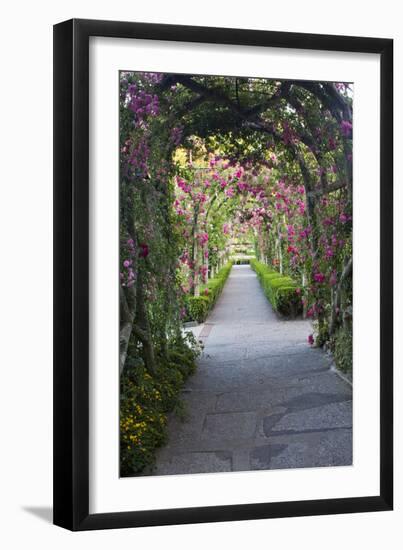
[120,371,167,475]
[120,333,201,476]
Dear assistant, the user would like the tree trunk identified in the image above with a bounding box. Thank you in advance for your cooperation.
[119,283,136,375]
[204,249,209,281]
[329,256,352,336]
[134,268,157,375]
[193,236,200,296]
[302,271,308,318]
[192,207,200,297]
[277,225,283,274]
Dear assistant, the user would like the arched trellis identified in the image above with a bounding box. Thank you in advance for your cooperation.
[119,72,353,374]
[159,74,353,338]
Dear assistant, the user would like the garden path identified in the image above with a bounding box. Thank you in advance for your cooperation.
[153,264,352,475]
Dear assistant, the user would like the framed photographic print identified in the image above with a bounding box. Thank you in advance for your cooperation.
[53,19,393,530]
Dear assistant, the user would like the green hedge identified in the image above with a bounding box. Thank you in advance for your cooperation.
[250,259,302,317]
[231,257,253,265]
[186,295,209,323]
[186,261,233,323]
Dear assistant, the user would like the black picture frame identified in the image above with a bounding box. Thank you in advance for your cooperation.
[53,18,393,531]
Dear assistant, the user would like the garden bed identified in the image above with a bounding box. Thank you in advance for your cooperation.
[120,332,201,476]
[185,261,233,323]
[250,259,302,317]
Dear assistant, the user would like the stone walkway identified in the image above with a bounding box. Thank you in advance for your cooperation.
[153,264,352,475]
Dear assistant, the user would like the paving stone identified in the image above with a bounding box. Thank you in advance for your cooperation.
[315,429,353,466]
[232,449,251,471]
[270,400,352,434]
[250,444,289,470]
[261,441,315,470]
[153,451,232,475]
[202,411,257,440]
[291,391,350,408]
[216,388,282,413]
[262,414,285,435]
[266,429,353,469]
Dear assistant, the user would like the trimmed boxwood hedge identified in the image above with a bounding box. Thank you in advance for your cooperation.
[250,259,302,317]
[231,257,252,265]
[186,261,233,323]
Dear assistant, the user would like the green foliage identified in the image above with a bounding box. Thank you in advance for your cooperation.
[275,286,303,317]
[186,262,233,322]
[312,315,331,348]
[250,259,302,317]
[120,332,201,476]
[186,295,210,323]
[231,257,252,265]
[332,325,353,374]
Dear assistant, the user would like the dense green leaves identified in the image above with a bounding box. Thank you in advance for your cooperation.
[250,259,302,317]
[186,261,233,323]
